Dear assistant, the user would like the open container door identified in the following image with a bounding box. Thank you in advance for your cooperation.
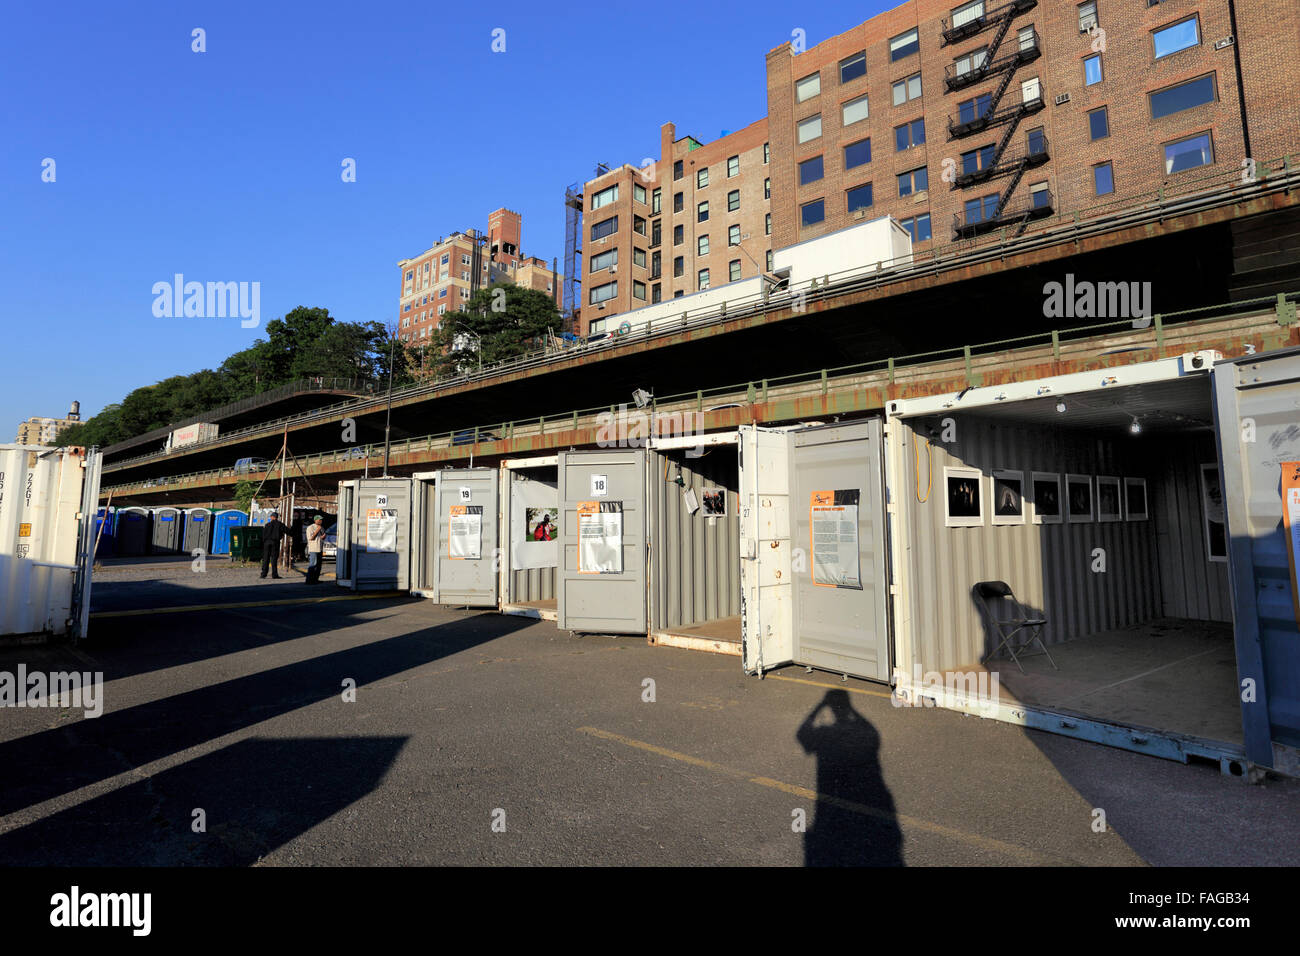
[1213,347,1300,776]
[335,481,356,588]
[557,448,647,634]
[432,467,499,606]
[740,425,796,674]
[409,470,439,598]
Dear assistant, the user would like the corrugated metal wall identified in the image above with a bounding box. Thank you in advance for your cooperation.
[509,566,556,603]
[898,414,1167,673]
[1153,432,1233,622]
[650,447,741,631]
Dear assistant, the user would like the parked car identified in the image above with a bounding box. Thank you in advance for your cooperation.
[234,457,271,474]
[322,523,337,560]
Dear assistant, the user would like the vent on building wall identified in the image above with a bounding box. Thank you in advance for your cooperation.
[1055,92,1071,105]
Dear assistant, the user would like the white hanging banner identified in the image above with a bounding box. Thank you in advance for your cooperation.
[366,508,398,553]
[510,476,559,570]
[577,500,623,574]
[449,504,483,560]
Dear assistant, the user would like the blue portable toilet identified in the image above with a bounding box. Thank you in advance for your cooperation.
[211,510,247,555]
[115,507,151,556]
[93,506,116,558]
[151,507,183,554]
[183,508,215,554]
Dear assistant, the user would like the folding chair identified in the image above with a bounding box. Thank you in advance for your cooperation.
[973,581,1057,674]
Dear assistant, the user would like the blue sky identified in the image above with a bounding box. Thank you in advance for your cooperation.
[0,0,889,434]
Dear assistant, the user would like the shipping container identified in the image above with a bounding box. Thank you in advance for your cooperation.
[182,507,214,554]
[0,444,101,640]
[114,507,151,556]
[1212,346,1300,777]
[167,422,218,451]
[335,478,411,591]
[497,456,559,621]
[210,509,247,555]
[150,506,183,554]
[409,468,499,606]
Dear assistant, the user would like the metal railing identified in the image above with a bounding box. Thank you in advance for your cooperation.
[101,291,1298,496]
[102,152,1300,476]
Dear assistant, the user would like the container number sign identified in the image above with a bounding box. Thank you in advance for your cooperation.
[459,487,472,502]
[376,494,388,507]
[591,474,608,497]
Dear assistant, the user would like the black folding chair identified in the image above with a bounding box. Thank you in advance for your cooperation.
[973,581,1057,674]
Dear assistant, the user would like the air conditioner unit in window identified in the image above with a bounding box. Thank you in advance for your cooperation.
[853,209,866,220]
[610,265,618,273]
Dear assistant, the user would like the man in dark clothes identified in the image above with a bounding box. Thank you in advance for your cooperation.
[260,510,289,579]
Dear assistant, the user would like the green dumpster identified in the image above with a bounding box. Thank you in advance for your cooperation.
[230,525,264,563]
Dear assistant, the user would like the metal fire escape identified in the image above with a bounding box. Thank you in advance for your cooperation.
[942,0,1052,239]
[562,163,611,336]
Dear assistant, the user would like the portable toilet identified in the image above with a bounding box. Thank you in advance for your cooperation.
[211,510,247,555]
[151,507,183,554]
[93,506,116,558]
[183,508,214,554]
[115,507,151,556]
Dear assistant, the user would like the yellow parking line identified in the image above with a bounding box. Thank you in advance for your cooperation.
[577,725,1066,865]
[89,592,405,619]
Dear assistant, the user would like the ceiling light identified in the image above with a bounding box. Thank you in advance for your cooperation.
[1055,400,1066,414]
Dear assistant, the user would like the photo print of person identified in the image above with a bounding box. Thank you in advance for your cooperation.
[944,467,983,527]
[701,488,727,516]
[992,470,1025,525]
[1097,476,1121,522]
[526,507,557,542]
[1031,472,1062,524]
[1067,474,1093,523]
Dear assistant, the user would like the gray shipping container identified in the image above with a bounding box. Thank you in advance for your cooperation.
[499,458,559,618]
[335,478,411,591]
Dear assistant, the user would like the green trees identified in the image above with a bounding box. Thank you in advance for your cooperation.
[423,284,561,378]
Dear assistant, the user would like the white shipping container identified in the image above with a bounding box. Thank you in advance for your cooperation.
[0,445,101,640]
[168,422,218,450]
[773,215,913,290]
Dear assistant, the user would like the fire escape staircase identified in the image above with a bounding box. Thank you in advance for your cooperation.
[941,0,1037,47]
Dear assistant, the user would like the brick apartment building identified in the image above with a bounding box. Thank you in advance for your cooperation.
[578,118,772,334]
[397,208,561,347]
[765,0,1300,254]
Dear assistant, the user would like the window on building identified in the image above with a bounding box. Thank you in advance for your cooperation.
[1149,74,1216,119]
[651,219,662,246]
[801,198,825,227]
[673,160,683,180]
[1018,25,1037,52]
[438,287,448,298]
[590,249,617,272]
[728,189,740,212]
[1078,1,1098,32]
[1165,131,1213,173]
[634,183,647,204]
[796,72,822,102]
[898,166,928,196]
[698,269,710,290]
[651,250,661,278]
[633,280,646,300]
[799,155,824,185]
[730,259,742,282]
[674,191,684,213]
[954,47,989,78]
[766,250,774,272]
[846,182,874,214]
[763,142,770,163]
[437,305,446,317]
[405,271,413,281]
[674,224,684,245]
[673,256,684,277]
[634,215,647,236]
[890,27,919,61]
[728,224,741,246]
[1154,16,1199,59]
[797,114,823,144]
[652,283,662,304]
[964,193,1000,224]
[697,201,709,223]
[697,166,709,188]
[441,253,449,265]
[1087,106,1109,140]
[1030,182,1051,208]
[1093,161,1115,195]
[698,234,710,255]
[894,119,924,151]
[1027,126,1046,155]
[652,187,662,213]
[1022,76,1041,103]
[633,247,647,268]
[728,155,740,177]
[764,177,771,199]
[765,212,771,235]
[591,184,619,209]
[840,51,867,84]
[589,280,618,304]
[842,93,870,127]
[901,213,932,242]
[461,254,471,265]
[961,144,995,175]
[844,137,872,169]
[892,73,922,106]
[591,216,618,241]
[1084,54,1102,86]
[958,93,992,123]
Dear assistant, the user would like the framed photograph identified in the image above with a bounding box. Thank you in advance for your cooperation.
[991,469,1026,525]
[1066,474,1094,523]
[1200,463,1227,562]
[1124,477,1148,521]
[701,487,727,516]
[1031,472,1063,525]
[944,467,984,527]
[1097,476,1122,523]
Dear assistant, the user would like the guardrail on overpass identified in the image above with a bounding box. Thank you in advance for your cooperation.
[100,153,1300,476]
[101,292,1298,500]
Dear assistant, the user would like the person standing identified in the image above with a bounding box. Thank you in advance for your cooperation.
[260,510,289,579]
[305,515,325,585]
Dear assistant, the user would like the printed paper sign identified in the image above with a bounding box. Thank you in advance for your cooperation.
[1283,462,1300,628]
[366,508,398,553]
[577,500,622,574]
[449,505,483,560]
[809,489,862,589]
[590,474,608,497]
